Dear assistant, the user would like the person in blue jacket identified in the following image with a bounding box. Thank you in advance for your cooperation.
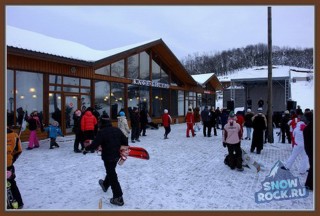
[44,121,64,149]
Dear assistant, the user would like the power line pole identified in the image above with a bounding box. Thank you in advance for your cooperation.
[267,7,274,143]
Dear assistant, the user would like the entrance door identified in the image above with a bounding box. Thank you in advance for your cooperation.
[63,95,79,134]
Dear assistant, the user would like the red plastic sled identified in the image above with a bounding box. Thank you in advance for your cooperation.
[128,146,150,160]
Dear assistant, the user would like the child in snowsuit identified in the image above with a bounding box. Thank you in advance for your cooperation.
[25,111,42,150]
[7,127,24,209]
[117,111,131,139]
[45,121,64,149]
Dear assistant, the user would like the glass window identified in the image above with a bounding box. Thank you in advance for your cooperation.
[63,87,79,93]
[162,88,170,114]
[151,87,162,117]
[49,86,61,91]
[170,90,178,116]
[110,82,125,119]
[49,93,62,126]
[138,86,150,112]
[16,71,43,115]
[161,68,169,84]
[63,76,79,86]
[81,79,90,87]
[152,60,161,82]
[178,90,184,116]
[128,84,140,109]
[95,65,110,76]
[81,88,90,94]
[140,52,150,80]
[111,60,124,78]
[49,75,62,84]
[95,81,110,116]
[81,95,91,112]
[197,93,202,108]
[7,69,14,126]
[128,54,139,79]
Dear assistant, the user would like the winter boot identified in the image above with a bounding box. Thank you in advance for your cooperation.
[98,179,107,192]
[110,196,124,206]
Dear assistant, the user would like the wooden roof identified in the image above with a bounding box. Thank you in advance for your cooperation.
[7,38,222,92]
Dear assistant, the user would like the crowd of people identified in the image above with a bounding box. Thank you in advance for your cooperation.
[6,103,313,208]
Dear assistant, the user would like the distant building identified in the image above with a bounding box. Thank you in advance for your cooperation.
[217,66,313,113]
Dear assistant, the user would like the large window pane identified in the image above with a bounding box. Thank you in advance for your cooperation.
[81,78,90,87]
[95,65,110,76]
[128,54,139,79]
[81,95,91,112]
[49,75,62,84]
[111,60,124,78]
[152,60,160,81]
[63,76,79,86]
[95,80,110,116]
[128,84,140,109]
[151,87,162,117]
[170,90,178,116]
[16,71,43,116]
[7,69,14,126]
[178,90,184,116]
[138,86,150,112]
[49,93,62,126]
[161,68,169,84]
[111,82,125,119]
[140,52,150,80]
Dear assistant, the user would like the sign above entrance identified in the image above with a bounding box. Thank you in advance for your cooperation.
[204,90,213,94]
[132,79,170,89]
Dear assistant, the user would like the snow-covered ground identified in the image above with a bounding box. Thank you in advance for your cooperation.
[13,123,314,211]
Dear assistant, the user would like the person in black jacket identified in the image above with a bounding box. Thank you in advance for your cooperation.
[280,110,291,144]
[84,120,128,206]
[72,110,83,153]
[250,108,267,154]
[139,108,148,136]
[303,111,313,190]
[130,107,140,143]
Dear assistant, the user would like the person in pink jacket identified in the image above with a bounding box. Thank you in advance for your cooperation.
[223,112,243,171]
[81,109,98,144]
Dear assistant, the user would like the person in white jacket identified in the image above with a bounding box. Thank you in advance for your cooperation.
[281,121,310,174]
[117,111,130,139]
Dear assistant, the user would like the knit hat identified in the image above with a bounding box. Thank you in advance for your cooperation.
[119,111,125,116]
[52,121,59,127]
[229,111,235,118]
[284,110,289,114]
[164,109,168,113]
[247,109,251,112]
[257,107,263,112]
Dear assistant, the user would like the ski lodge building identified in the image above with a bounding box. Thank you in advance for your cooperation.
[6,26,222,140]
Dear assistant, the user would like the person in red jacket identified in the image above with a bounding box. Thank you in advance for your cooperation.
[236,111,245,139]
[162,109,172,139]
[185,108,196,137]
[81,109,98,147]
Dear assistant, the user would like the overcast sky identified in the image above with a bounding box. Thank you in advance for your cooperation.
[6,5,314,60]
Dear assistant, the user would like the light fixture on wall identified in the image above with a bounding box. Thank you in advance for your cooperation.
[29,88,36,92]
